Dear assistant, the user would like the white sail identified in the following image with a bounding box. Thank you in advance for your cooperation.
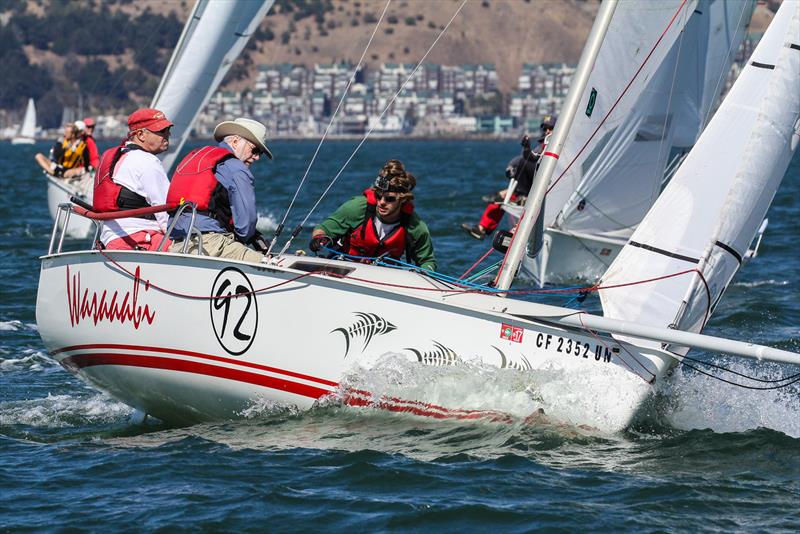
[152,0,275,171]
[670,0,754,149]
[550,0,752,238]
[12,98,37,144]
[20,98,36,138]
[542,0,699,232]
[600,0,800,348]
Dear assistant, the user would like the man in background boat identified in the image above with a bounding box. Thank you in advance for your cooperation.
[309,159,437,271]
[34,122,90,179]
[167,117,273,263]
[81,117,100,172]
[461,115,556,240]
[93,108,173,251]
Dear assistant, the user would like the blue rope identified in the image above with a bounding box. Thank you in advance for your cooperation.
[316,245,587,298]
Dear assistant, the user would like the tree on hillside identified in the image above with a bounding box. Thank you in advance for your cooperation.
[0,24,53,112]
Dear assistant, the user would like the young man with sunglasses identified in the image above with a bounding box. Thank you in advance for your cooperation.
[93,107,174,250]
[167,117,273,262]
[309,159,437,271]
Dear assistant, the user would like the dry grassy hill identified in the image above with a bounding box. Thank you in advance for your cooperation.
[244,0,598,93]
[18,0,780,95]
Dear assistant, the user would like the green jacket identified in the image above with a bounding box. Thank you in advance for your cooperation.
[315,195,437,271]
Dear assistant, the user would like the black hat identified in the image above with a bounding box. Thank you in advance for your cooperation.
[540,115,557,130]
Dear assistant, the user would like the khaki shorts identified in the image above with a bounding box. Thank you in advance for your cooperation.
[169,232,265,263]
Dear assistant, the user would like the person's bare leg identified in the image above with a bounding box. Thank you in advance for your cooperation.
[34,153,55,174]
[63,167,86,179]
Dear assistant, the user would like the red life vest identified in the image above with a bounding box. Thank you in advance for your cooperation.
[93,143,151,214]
[344,189,414,261]
[166,146,236,230]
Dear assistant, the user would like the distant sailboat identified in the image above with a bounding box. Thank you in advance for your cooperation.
[12,98,37,145]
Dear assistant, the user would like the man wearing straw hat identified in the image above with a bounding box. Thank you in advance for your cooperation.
[167,117,273,262]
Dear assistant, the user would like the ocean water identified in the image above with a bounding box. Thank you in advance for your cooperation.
[1,140,798,531]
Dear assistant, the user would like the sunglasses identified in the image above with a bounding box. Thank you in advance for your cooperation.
[146,126,172,138]
[375,192,398,203]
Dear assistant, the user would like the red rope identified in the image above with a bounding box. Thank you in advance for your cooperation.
[459,246,495,279]
[97,249,314,300]
[96,250,710,323]
[74,203,175,221]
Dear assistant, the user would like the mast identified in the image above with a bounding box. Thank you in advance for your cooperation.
[495,0,619,291]
[151,0,275,172]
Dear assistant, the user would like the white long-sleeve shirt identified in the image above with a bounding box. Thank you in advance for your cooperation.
[99,148,170,245]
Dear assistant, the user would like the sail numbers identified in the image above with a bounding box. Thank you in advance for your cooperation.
[210,267,258,356]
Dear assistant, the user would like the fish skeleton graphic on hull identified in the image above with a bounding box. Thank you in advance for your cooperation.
[492,346,532,371]
[332,312,397,356]
[407,341,459,367]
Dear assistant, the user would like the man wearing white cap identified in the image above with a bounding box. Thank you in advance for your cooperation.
[167,117,273,262]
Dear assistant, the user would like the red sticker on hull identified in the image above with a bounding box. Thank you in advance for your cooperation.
[500,323,524,343]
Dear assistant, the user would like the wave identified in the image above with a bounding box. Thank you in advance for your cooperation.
[0,349,56,372]
[0,393,132,430]
[256,211,278,232]
[659,361,800,438]
[732,279,790,288]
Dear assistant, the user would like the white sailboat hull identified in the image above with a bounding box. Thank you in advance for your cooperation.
[504,205,626,286]
[36,251,676,431]
[11,137,35,145]
[520,228,626,287]
[46,174,95,239]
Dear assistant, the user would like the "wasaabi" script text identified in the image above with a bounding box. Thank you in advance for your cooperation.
[66,265,155,328]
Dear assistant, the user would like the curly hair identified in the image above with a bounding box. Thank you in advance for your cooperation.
[374,159,416,201]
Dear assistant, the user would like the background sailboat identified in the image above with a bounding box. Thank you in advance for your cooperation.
[11,98,37,145]
[506,0,753,287]
[44,0,275,239]
[599,0,800,349]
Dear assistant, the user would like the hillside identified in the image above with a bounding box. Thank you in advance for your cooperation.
[0,0,779,128]
[242,0,598,94]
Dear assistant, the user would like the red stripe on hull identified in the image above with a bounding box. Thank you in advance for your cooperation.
[52,343,337,387]
[62,353,331,399]
[345,389,515,423]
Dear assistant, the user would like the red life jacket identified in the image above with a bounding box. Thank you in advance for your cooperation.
[93,143,151,215]
[166,146,236,230]
[344,189,414,261]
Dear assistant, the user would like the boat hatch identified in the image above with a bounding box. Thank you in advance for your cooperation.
[289,261,354,277]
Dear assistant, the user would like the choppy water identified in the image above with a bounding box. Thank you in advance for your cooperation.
[2,140,798,531]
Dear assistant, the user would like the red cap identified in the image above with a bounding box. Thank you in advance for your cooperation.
[127,108,173,132]
[83,117,96,127]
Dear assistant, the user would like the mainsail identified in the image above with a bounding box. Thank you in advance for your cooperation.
[548,0,751,238]
[151,0,275,171]
[599,0,800,349]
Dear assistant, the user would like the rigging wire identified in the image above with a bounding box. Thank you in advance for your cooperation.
[680,353,800,384]
[699,1,752,131]
[646,1,689,208]
[277,0,470,256]
[545,0,693,197]
[266,0,393,255]
[677,360,800,390]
